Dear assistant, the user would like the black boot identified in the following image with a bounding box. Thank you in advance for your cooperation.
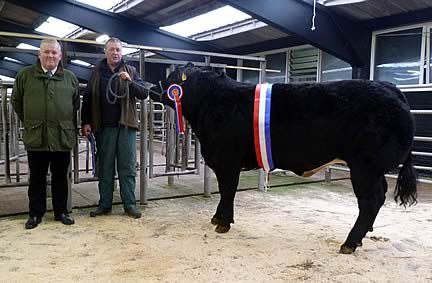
[54,213,75,225]
[125,206,141,218]
[25,216,42,229]
[90,207,112,217]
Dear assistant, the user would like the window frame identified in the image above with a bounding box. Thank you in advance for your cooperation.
[370,23,428,85]
[426,26,431,84]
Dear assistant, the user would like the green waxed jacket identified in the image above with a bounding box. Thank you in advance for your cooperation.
[11,61,80,152]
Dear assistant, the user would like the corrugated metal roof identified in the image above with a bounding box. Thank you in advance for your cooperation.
[1,0,432,52]
[323,0,432,21]
[0,2,44,28]
[117,0,224,27]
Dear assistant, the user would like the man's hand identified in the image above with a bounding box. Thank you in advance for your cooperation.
[119,71,132,81]
[82,124,92,137]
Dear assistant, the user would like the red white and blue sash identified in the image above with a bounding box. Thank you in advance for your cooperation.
[253,83,274,172]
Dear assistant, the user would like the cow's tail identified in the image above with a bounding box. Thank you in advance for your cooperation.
[394,152,417,207]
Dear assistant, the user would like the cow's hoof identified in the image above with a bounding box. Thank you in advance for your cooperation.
[211,216,222,226]
[369,227,374,232]
[339,245,355,254]
[356,241,363,247]
[215,224,230,233]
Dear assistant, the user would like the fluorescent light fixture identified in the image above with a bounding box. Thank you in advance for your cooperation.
[35,16,79,37]
[76,0,123,10]
[4,57,22,63]
[318,0,366,6]
[377,62,420,68]
[123,47,139,55]
[71,59,92,67]
[0,75,14,81]
[99,37,139,54]
[161,5,251,38]
[17,43,39,50]
[96,34,110,43]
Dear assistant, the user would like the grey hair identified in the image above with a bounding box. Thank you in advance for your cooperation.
[104,37,123,49]
[40,39,61,50]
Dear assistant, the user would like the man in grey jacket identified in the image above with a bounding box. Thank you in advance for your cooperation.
[12,39,80,229]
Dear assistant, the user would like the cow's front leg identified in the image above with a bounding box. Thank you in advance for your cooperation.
[211,170,240,233]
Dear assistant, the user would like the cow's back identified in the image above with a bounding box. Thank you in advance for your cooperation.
[269,80,414,175]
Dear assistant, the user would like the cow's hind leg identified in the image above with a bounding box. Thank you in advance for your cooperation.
[340,169,387,254]
[211,170,240,233]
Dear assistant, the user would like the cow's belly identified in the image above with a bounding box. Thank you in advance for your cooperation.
[300,159,346,177]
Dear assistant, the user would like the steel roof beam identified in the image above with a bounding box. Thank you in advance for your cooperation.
[0,19,100,54]
[1,51,91,81]
[0,67,16,79]
[221,0,371,67]
[0,58,26,73]
[366,7,432,31]
[228,36,307,55]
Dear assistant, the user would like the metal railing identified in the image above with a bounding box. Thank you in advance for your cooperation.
[326,84,432,184]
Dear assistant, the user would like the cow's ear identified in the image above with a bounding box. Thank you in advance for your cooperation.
[214,67,224,76]
[201,66,213,72]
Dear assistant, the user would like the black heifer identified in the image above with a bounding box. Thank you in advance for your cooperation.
[150,64,417,254]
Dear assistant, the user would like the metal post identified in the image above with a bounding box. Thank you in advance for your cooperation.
[73,112,79,184]
[1,86,11,183]
[166,65,176,186]
[257,59,267,192]
[181,123,190,171]
[85,139,90,173]
[325,167,332,183]
[166,107,175,186]
[203,56,212,197]
[148,97,155,178]
[12,111,20,182]
[139,49,149,205]
[236,59,243,81]
[194,135,201,174]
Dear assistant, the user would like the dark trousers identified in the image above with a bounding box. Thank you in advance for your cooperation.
[27,151,71,218]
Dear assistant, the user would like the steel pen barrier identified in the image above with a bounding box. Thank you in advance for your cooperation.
[326,84,432,184]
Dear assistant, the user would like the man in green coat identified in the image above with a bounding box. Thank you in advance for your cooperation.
[11,39,80,229]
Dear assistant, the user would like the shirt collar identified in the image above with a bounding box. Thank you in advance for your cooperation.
[41,65,58,76]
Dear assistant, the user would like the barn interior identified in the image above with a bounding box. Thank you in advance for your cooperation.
[0,0,432,281]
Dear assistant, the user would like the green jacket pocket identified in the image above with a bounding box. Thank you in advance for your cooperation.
[23,120,43,148]
[59,120,76,149]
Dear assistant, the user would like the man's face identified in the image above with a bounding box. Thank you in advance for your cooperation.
[38,42,62,71]
[105,41,122,66]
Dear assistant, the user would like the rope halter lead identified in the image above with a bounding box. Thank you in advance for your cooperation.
[107,72,186,135]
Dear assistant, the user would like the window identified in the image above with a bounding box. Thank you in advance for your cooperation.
[289,47,318,84]
[266,52,286,83]
[320,51,352,82]
[242,60,260,84]
[372,27,423,85]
